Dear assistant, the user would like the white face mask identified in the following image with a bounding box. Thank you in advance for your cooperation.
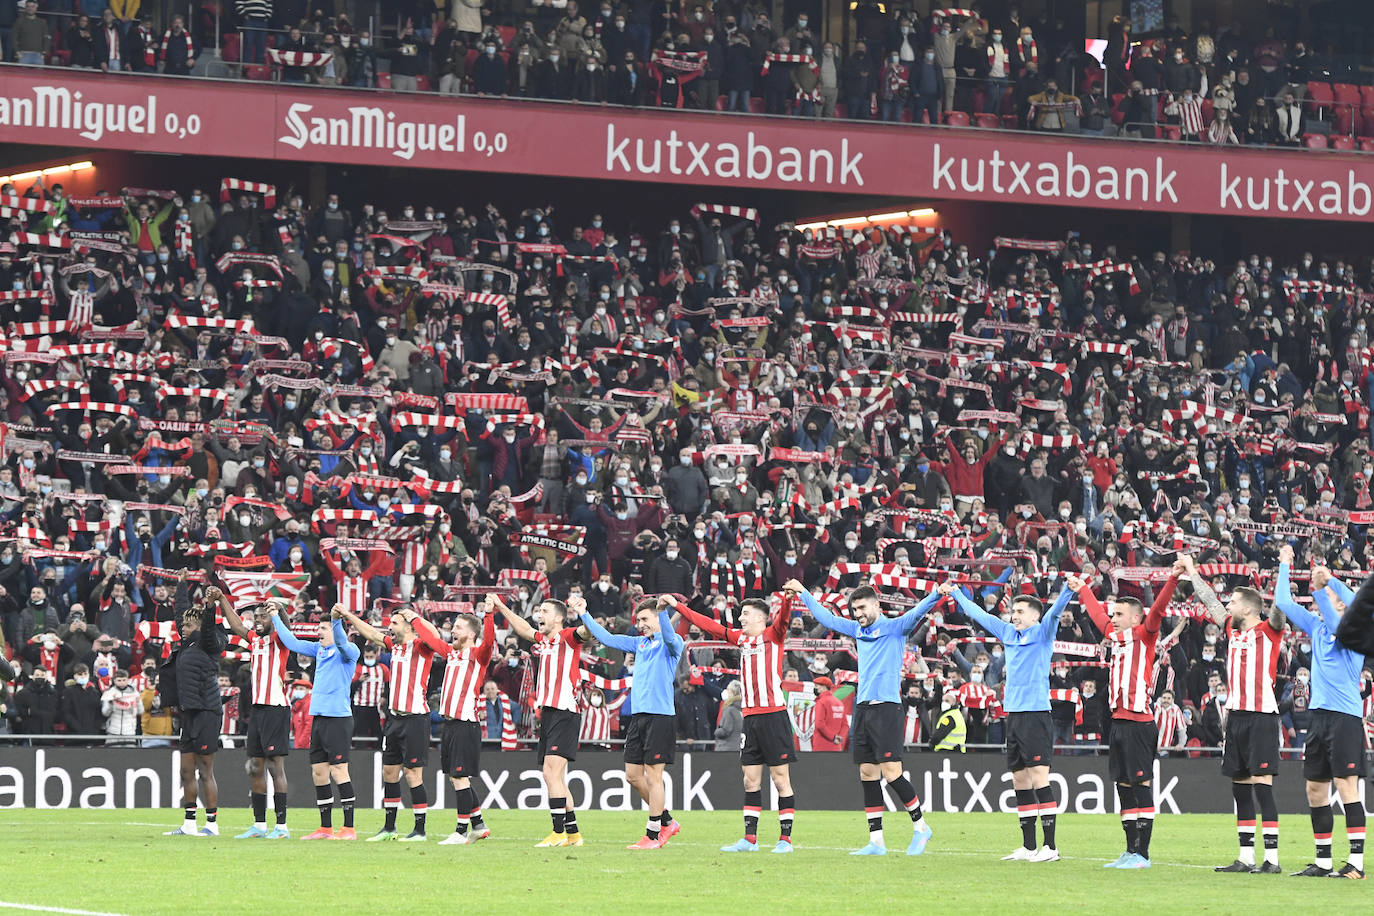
[665,550,679,561]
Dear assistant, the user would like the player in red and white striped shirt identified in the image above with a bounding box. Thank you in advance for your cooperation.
[495,594,592,848]
[1070,561,1181,868]
[341,605,448,842]
[672,594,799,853]
[1182,555,1288,874]
[434,606,497,845]
[214,590,294,838]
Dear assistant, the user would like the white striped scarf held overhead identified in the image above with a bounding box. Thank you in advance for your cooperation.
[219,178,276,208]
[691,203,759,224]
[994,237,1064,253]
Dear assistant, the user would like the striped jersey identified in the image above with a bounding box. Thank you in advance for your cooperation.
[1077,577,1177,722]
[384,618,447,715]
[1224,618,1282,714]
[676,599,792,716]
[437,615,496,722]
[249,630,290,706]
[533,627,584,713]
[1155,703,1187,751]
[338,575,368,614]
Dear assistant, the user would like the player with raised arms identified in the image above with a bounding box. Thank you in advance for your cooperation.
[670,592,799,854]
[1275,547,1367,879]
[786,580,937,857]
[578,595,685,849]
[495,594,592,847]
[1067,560,1182,869]
[267,601,361,839]
[1179,554,1288,875]
[941,576,1073,862]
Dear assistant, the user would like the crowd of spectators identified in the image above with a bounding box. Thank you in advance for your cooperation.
[1,165,1373,757]
[5,2,1374,146]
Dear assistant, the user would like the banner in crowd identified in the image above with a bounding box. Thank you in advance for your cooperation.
[3,72,1374,221]
[0,749,1357,814]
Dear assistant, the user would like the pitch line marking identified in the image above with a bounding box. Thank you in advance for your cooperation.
[0,901,132,916]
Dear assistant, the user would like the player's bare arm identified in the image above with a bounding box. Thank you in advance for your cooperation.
[341,607,388,645]
[211,586,250,639]
[491,594,537,641]
[1181,554,1227,624]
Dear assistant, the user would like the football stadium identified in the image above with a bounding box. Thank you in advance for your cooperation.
[2,1,1374,913]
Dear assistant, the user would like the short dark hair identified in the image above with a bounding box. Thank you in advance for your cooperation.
[1013,595,1044,616]
[543,599,569,621]
[1233,586,1265,616]
[848,585,879,606]
[1115,597,1144,617]
[456,613,481,637]
[739,598,769,618]
[114,668,129,679]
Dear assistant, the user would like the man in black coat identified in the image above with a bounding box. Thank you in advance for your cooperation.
[60,663,104,744]
[14,667,58,734]
[644,538,696,598]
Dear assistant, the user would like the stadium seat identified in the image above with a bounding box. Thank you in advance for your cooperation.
[1333,82,1361,108]
[1200,99,1214,126]
[943,111,970,127]
[834,102,848,119]
[415,75,431,92]
[497,26,516,46]
[243,64,272,81]
[1160,125,1181,141]
[748,97,764,113]
[902,107,914,123]
[1332,105,1354,136]
[973,113,1000,128]
[1329,134,1355,150]
[1110,93,1125,125]
[1360,137,1374,152]
[1306,81,1333,117]
[221,33,240,62]
[1302,133,1329,148]
[377,73,392,89]
[1361,108,1374,136]
[1000,114,1017,129]
[465,48,478,70]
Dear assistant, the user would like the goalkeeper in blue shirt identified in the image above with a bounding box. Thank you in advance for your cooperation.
[1274,545,1367,879]
[785,579,938,857]
[941,577,1072,863]
[575,593,684,850]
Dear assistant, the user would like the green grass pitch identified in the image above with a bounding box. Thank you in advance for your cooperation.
[0,810,1364,914]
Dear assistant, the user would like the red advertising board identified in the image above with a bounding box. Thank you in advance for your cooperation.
[3,69,1374,221]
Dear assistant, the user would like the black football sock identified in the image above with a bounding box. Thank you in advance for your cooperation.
[251,791,267,827]
[863,779,885,846]
[206,808,218,825]
[564,803,580,836]
[456,787,475,834]
[1016,788,1037,850]
[383,780,401,831]
[315,783,333,829]
[1136,783,1155,859]
[1346,801,1366,870]
[1116,783,1139,854]
[550,796,566,833]
[1233,782,1256,864]
[409,783,428,833]
[888,776,925,826]
[1035,785,1057,849]
[273,792,288,827]
[744,789,762,842]
[778,794,795,840]
[1254,783,1278,864]
[339,782,356,829]
[1312,803,1335,869]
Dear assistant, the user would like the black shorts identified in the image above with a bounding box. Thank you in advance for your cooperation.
[851,702,904,765]
[1303,709,1367,781]
[1005,711,1054,771]
[381,713,430,769]
[1108,719,1157,784]
[179,709,219,756]
[310,715,354,765]
[246,704,291,758]
[441,719,482,778]
[1221,710,1280,779]
[741,710,796,767]
[537,706,581,763]
[624,713,676,766]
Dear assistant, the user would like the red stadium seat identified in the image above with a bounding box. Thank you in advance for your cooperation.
[943,110,970,127]
[1110,93,1125,126]
[1332,106,1354,136]
[1302,133,1329,148]
[243,64,272,81]
[415,75,431,92]
[834,102,848,119]
[1362,85,1374,109]
[1306,81,1333,116]
[1361,108,1374,136]
[1329,134,1355,151]
[1360,138,1374,152]
[465,48,478,70]
[1333,82,1361,107]
[973,113,1000,128]
[1000,114,1017,129]
[1160,125,1181,141]
[376,73,392,89]
[1200,99,1214,126]
[902,107,915,123]
[220,33,240,62]
[715,94,727,111]
[748,97,764,113]
[497,26,516,46]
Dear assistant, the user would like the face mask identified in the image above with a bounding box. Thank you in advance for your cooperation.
[75,675,89,687]
[293,688,307,700]
[844,539,858,551]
